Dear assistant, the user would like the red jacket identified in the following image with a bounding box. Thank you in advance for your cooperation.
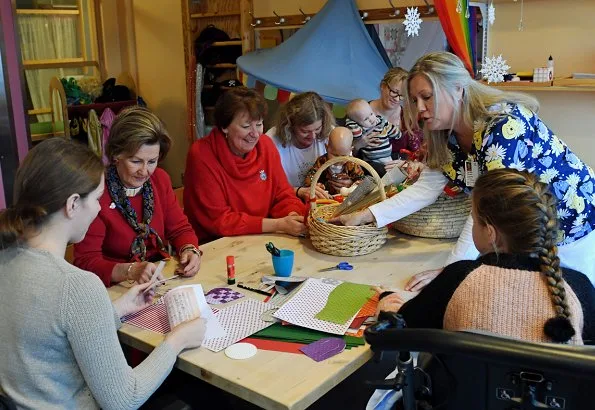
[73,168,198,286]
[184,127,305,242]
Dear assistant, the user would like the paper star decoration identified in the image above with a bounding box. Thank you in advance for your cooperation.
[488,2,496,25]
[403,7,422,37]
[480,55,510,84]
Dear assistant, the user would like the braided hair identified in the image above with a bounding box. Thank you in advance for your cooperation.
[473,169,575,343]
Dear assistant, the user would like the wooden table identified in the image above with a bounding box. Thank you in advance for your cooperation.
[108,233,455,410]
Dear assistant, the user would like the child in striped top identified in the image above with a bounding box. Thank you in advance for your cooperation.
[345,99,402,170]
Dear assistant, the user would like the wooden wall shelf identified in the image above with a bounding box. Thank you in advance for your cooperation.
[490,84,595,92]
[206,63,237,68]
[191,11,240,19]
[212,40,242,47]
[250,6,438,29]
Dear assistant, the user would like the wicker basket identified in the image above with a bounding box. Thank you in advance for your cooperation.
[308,156,388,256]
[393,193,471,239]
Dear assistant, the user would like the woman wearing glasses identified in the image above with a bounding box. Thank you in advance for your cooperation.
[370,68,424,168]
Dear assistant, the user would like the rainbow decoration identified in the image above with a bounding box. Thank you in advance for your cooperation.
[434,0,477,75]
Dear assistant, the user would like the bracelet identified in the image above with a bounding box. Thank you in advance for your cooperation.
[179,244,203,257]
[126,262,136,284]
[295,186,302,198]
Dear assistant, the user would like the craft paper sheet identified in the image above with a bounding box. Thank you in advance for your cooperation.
[273,278,358,335]
[315,282,374,324]
[123,298,171,334]
[123,298,219,335]
[205,287,245,304]
[166,284,226,341]
[300,337,346,362]
[202,298,277,352]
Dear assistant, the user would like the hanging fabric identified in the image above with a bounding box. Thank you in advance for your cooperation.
[433,0,475,75]
[100,108,116,165]
[87,109,102,158]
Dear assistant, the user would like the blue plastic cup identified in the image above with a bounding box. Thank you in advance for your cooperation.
[272,250,294,277]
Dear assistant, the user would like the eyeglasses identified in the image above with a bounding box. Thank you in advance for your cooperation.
[385,83,404,100]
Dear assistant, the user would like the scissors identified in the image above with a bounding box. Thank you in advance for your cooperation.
[319,261,354,272]
[265,242,281,256]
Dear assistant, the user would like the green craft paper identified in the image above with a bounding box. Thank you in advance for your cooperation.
[315,282,374,324]
[251,323,364,348]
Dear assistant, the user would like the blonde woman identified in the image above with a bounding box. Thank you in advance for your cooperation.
[370,68,424,172]
[333,52,595,289]
[266,91,336,200]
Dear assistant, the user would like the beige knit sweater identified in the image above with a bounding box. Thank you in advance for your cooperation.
[443,265,584,344]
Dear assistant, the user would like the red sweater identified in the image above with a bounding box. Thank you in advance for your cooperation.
[73,168,198,286]
[184,127,305,242]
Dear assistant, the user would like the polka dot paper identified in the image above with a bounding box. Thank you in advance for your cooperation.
[273,278,358,335]
[202,298,277,352]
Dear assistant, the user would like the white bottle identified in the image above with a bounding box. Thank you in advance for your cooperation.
[547,55,554,80]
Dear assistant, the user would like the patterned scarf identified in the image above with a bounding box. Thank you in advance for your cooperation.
[106,165,169,262]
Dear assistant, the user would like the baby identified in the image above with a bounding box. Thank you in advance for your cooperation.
[345,99,401,168]
[304,127,365,195]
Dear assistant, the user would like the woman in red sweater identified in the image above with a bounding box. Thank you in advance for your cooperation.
[74,107,201,286]
[184,87,306,243]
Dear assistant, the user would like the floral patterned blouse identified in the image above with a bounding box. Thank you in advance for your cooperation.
[442,103,594,246]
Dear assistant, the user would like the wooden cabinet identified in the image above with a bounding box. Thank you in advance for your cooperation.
[182,0,253,137]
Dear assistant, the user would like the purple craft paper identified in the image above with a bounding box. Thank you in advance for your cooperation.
[300,337,346,362]
[205,287,244,305]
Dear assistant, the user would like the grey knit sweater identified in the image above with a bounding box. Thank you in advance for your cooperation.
[0,247,179,409]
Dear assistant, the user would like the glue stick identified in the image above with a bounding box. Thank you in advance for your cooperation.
[226,256,235,285]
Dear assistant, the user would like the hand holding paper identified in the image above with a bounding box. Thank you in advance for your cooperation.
[165,317,208,352]
[164,284,225,339]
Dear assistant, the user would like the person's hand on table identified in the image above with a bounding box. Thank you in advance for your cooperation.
[165,317,207,352]
[113,281,156,318]
[176,247,202,277]
[329,209,375,226]
[372,286,405,318]
[404,267,443,291]
[278,214,307,236]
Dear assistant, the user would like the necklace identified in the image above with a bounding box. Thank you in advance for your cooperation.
[125,186,143,197]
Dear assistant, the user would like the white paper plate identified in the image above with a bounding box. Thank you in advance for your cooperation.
[225,343,257,360]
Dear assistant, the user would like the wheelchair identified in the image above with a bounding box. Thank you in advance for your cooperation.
[364,312,595,410]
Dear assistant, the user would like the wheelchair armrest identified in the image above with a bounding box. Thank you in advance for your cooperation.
[364,327,595,380]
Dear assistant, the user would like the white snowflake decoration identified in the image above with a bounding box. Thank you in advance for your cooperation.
[480,55,510,83]
[403,7,422,37]
[488,2,496,25]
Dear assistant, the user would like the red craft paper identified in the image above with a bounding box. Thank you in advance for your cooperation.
[242,337,306,354]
